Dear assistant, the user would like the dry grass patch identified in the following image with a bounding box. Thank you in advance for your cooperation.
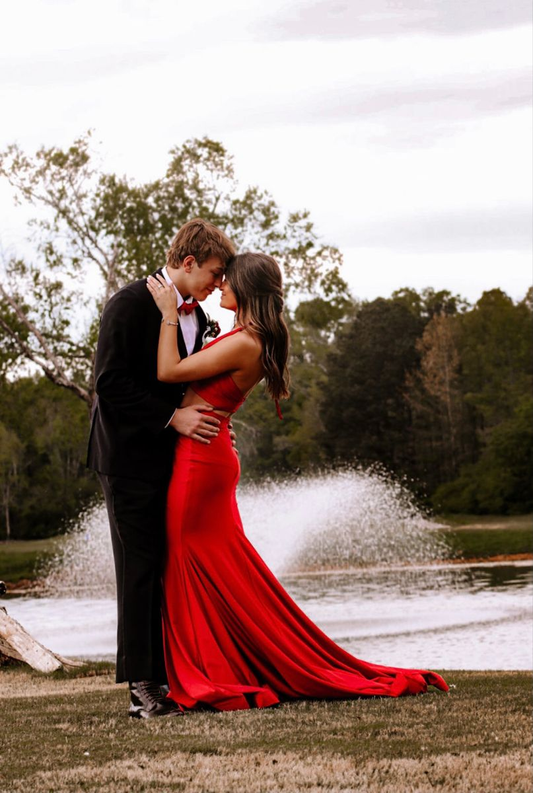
[7,749,532,793]
[0,668,117,700]
[0,669,531,793]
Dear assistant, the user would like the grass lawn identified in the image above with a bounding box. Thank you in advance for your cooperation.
[0,535,64,582]
[0,665,531,792]
[0,536,64,584]
[438,514,532,561]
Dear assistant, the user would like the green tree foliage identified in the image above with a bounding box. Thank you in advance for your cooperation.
[319,287,532,514]
[432,290,533,514]
[458,289,532,431]
[321,296,425,473]
[432,396,533,514]
[404,313,477,489]
[391,287,469,319]
[0,377,98,539]
[0,133,345,404]
[0,422,23,540]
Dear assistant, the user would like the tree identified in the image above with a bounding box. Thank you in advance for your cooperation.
[0,376,99,539]
[391,287,468,320]
[432,395,533,514]
[404,313,475,487]
[432,289,533,514]
[0,133,346,406]
[321,297,425,473]
[0,423,23,540]
[458,289,532,434]
[283,296,354,469]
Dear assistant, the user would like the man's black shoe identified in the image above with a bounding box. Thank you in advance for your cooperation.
[128,680,182,719]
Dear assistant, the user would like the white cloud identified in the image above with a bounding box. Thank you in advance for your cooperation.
[261,0,532,40]
[341,249,531,305]
[0,50,167,88]
[343,205,532,252]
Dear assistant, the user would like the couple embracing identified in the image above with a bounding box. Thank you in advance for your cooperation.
[87,218,447,719]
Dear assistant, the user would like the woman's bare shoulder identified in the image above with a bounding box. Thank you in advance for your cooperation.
[217,328,261,350]
[241,327,263,355]
[215,328,262,364]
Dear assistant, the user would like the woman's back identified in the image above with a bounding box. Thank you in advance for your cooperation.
[182,327,262,416]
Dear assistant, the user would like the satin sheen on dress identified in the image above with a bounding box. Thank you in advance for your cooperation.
[162,328,448,711]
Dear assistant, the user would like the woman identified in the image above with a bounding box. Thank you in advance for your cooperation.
[146,252,448,711]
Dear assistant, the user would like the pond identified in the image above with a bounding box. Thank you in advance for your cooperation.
[5,561,532,671]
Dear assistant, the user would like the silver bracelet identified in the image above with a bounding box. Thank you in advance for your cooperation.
[162,318,179,326]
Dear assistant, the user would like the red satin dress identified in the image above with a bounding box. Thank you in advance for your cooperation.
[162,328,448,711]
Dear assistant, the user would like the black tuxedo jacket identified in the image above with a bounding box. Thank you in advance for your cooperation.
[86,270,207,481]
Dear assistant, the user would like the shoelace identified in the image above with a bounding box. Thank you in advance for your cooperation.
[138,681,164,700]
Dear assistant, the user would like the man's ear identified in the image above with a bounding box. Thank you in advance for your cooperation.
[182,255,196,273]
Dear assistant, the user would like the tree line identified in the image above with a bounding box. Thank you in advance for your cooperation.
[0,135,531,539]
[237,286,532,517]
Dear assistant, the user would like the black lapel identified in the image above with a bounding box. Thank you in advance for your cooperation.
[177,325,188,359]
[193,305,208,353]
[146,267,166,326]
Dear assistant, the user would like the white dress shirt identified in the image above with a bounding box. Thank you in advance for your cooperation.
[162,266,199,356]
[161,266,201,429]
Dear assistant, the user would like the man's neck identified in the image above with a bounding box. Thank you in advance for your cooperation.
[165,266,189,300]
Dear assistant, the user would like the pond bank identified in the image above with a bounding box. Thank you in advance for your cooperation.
[2,553,532,594]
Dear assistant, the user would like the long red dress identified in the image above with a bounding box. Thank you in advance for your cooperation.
[162,328,448,711]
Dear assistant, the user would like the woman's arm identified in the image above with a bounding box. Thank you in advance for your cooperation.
[146,274,256,383]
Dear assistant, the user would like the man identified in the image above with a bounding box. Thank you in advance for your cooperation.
[87,218,236,718]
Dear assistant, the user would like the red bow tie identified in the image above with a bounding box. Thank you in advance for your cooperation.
[178,300,199,316]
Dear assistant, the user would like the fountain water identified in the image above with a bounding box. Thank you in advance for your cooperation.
[42,468,447,597]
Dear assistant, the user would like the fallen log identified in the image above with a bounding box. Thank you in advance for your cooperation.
[0,591,84,673]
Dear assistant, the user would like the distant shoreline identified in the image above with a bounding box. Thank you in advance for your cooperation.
[1,514,531,593]
[3,552,532,595]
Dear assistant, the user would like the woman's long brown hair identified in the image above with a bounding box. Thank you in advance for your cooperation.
[225,253,290,402]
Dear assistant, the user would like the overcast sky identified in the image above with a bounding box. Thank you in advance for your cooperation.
[1,0,531,324]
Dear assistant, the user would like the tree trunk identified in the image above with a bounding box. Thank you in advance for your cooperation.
[0,606,84,672]
[4,483,10,542]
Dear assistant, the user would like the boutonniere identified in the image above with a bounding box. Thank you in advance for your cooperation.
[202,314,221,346]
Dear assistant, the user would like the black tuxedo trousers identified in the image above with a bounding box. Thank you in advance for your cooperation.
[98,472,170,684]
[87,273,206,683]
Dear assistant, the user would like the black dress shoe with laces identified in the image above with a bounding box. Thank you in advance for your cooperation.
[128,680,183,719]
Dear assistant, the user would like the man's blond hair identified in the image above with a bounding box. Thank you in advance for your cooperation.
[166,218,236,268]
